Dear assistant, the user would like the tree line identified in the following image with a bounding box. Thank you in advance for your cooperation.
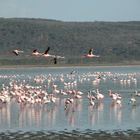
[0,18,140,65]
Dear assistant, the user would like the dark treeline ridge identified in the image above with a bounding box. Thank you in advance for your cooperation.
[0,18,140,66]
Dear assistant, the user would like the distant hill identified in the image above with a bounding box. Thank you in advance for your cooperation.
[0,18,140,65]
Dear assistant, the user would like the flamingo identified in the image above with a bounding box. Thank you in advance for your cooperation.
[108,90,122,101]
[60,90,67,95]
[65,98,74,110]
[87,91,96,106]
[95,89,104,100]
[83,48,100,58]
[42,47,55,57]
[129,95,136,105]
[43,96,51,104]
[135,90,140,97]
[32,49,42,56]
[42,47,65,58]
[87,91,96,100]
[50,94,57,103]
[70,70,76,75]
[12,49,24,56]
[116,99,122,106]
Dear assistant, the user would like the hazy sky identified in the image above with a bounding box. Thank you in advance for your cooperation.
[0,0,140,21]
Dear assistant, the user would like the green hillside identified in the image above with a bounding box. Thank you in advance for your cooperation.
[0,18,140,65]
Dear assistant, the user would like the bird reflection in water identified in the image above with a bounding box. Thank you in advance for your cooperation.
[88,101,104,126]
[65,108,75,127]
[18,103,43,128]
[109,101,122,124]
[88,105,95,126]
[17,102,58,129]
[65,104,75,127]
[0,102,11,128]
[130,105,137,121]
[64,99,82,127]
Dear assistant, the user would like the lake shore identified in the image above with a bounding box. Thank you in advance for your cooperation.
[0,62,140,69]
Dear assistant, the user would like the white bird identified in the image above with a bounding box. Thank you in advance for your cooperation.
[129,95,136,105]
[95,89,104,100]
[12,49,24,56]
[135,90,140,97]
[32,49,42,56]
[83,48,100,58]
[42,47,65,60]
[116,99,122,105]
[87,91,96,106]
[42,47,55,57]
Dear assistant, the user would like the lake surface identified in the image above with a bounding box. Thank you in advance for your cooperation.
[0,65,140,139]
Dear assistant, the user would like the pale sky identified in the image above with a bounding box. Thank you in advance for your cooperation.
[0,0,140,21]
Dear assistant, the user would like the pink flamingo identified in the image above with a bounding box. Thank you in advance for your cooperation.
[12,49,24,56]
[95,89,104,100]
[87,91,96,106]
[108,90,122,101]
[65,98,74,110]
[32,49,42,56]
[82,48,100,58]
[42,47,55,58]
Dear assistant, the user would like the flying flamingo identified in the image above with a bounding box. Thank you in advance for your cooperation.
[82,48,100,58]
[32,49,42,56]
[42,47,65,59]
[12,49,24,56]
[42,47,55,57]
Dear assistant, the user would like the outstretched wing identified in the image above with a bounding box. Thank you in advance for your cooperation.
[33,49,37,53]
[12,50,18,56]
[44,47,50,54]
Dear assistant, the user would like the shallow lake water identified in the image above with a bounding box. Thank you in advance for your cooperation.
[0,65,140,139]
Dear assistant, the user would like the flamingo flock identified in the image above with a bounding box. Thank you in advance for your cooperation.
[12,48,100,64]
[12,47,65,64]
[0,70,139,113]
[13,48,99,58]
